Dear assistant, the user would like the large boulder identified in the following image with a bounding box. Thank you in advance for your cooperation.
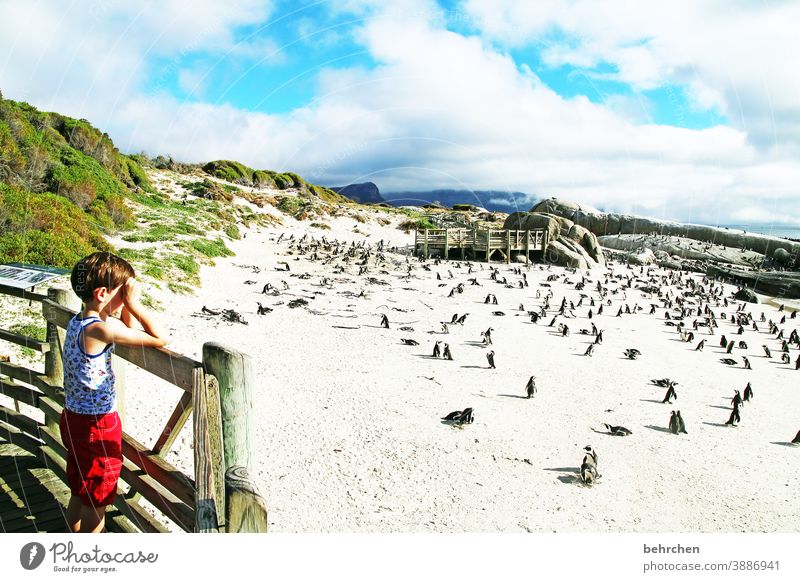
[773,247,796,267]
[628,248,657,265]
[504,211,605,269]
[734,288,759,303]
[532,197,800,259]
[546,239,590,269]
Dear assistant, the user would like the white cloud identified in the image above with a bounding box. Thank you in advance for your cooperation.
[462,0,800,153]
[1,0,797,225]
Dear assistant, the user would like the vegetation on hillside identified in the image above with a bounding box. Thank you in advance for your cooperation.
[0,93,154,267]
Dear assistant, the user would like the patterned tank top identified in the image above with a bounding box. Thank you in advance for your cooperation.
[63,315,116,415]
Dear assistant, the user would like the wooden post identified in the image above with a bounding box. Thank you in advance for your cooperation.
[485,230,491,262]
[193,367,224,532]
[505,230,511,264]
[444,229,450,261]
[423,229,429,259]
[460,228,466,260]
[202,342,269,533]
[43,288,79,431]
[525,230,531,264]
[202,342,255,471]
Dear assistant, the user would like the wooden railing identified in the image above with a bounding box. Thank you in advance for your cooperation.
[0,283,268,533]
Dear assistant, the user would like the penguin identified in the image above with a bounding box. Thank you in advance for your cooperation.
[525,376,537,398]
[662,382,677,404]
[762,345,772,358]
[738,341,747,349]
[623,348,641,360]
[584,344,595,357]
[695,339,706,351]
[669,411,679,434]
[256,302,272,315]
[580,446,600,484]
[742,356,751,370]
[458,408,474,424]
[380,314,390,329]
[676,411,688,434]
[725,404,741,426]
[441,410,462,422]
[456,313,469,325]
[443,343,453,360]
[432,341,442,358]
[720,358,738,365]
[603,424,632,436]
[731,390,742,408]
[486,350,496,369]
[726,342,734,354]
[792,429,800,444]
[400,338,419,346]
[743,382,753,402]
[720,335,728,348]
[594,330,604,345]
[782,353,791,364]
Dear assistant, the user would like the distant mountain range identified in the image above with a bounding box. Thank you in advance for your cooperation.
[328,182,537,214]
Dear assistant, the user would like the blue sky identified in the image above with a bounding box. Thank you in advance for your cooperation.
[0,0,797,224]
[145,1,726,129]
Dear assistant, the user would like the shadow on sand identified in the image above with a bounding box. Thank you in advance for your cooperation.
[644,425,672,434]
[497,394,530,400]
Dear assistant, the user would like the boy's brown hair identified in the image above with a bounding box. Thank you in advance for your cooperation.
[70,252,136,302]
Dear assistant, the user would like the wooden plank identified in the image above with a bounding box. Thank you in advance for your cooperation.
[225,465,268,533]
[110,495,168,533]
[0,377,40,407]
[423,229,429,259]
[194,370,224,532]
[118,460,194,532]
[38,395,62,427]
[0,403,41,436]
[0,328,50,353]
[0,284,48,303]
[0,422,44,455]
[152,391,193,457]
[0,361,62,401]
[41,299,200,392]
[121,433,196,509]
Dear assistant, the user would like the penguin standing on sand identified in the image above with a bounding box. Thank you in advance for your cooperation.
[676,411,688,434]
[669,411,679,434]
[792,430,800,444]
[695,339,706,351]
[742,356,751,370]
[725,403,741,426]
[525,376,537,398]
[486,350,496,369]
[743,382,753,402]
[731,390,743,408]
[380,314,389,329]
[662,382,677,404]
[432,341,442,358]
[443,343,453,360]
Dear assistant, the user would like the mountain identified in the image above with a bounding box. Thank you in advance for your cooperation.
[328,182,385,204]
[381,189,536,214]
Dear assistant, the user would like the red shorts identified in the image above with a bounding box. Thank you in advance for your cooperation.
[59,408,123,507]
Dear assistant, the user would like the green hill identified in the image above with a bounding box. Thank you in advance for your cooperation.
[0,92,351,271]
[0,91,155,267]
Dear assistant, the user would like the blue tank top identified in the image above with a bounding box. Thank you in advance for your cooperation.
[63,315,116,415]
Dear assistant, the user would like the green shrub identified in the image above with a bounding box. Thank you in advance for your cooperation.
[224,224,241,240]
[398,218,437,232]
[189,237,234,258]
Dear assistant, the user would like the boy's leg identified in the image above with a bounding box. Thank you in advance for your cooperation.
[79,504,106,533]
[66,495,82,533]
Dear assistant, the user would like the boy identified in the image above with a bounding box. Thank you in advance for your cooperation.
[61,251,169,533]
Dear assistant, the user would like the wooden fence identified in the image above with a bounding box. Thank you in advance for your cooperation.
[414,228,548,262]
[0,283,268,533]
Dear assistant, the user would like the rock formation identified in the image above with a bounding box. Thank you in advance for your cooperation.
[532,198,800,261]
[503,211,605,269]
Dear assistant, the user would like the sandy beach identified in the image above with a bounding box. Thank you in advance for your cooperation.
[94,208,798,533]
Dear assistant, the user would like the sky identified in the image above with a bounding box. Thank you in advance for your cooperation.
[0,0,798,225]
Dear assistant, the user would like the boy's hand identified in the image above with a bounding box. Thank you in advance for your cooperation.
[123,278,142,308]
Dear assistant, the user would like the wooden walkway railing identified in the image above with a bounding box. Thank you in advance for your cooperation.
[0,282,268,533]
[414,228,548,262]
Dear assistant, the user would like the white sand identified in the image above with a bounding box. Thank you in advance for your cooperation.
[111,208,800,533]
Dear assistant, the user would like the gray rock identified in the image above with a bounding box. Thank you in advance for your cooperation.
[734,288,759,303]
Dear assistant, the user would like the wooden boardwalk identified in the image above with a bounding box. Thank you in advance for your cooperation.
[0,438,71,532]
[414,228,548,262]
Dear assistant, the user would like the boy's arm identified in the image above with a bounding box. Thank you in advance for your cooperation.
[93,279,169,348]
[98,317,170,348]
